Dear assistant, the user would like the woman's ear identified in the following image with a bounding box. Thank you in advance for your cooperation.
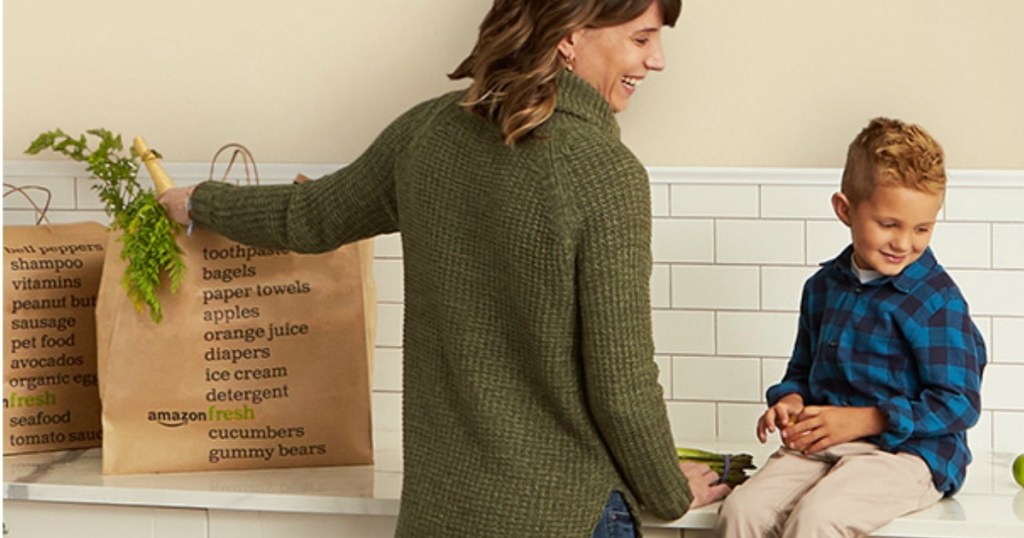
[558,31,580,64]
[832,192,853,227]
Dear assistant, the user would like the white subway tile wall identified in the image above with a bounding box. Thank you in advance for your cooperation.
[651,264,672,309]
[717,403,766,442]
[653,219,715,263]
[669,185,759,218]
[761,185,836,219]
[970,412,993,454]
[760,266,817,312]
[670,265,759,310]
[672,356,761,403]
[805,220,849,264]
[665,401,717,444]
[950,270,1024,317]
[653,311,715,355]
[993,412,1024,453]
[655,356,673,400]
[992,318,1024,363]
[650,184,671,217]
[716,311,797,358]
[372,259,404,303]
[946,188,1024,222]
[980,365,1024,411]
[993,223,1024,269]
[5,164,1023,454]
[716,220,805,265]
[760,359,790,402]
[928,223,991,269]
[374,303,404,348]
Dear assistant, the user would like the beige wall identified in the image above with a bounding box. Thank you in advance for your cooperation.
[5,0,1023,169]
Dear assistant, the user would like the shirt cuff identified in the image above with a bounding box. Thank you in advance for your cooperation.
[766,382,808,406]
[875,396,913,448]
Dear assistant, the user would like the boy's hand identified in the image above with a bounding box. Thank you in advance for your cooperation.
[757,393,804,443]
[782,406,887,454]
[680,461,731,509]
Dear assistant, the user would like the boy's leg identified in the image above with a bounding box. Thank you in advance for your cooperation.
[781,442,943,538]
[715,447,829,538]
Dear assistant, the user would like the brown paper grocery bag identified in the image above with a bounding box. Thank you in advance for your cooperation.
[96,227,376,474]
[3,185,108,454]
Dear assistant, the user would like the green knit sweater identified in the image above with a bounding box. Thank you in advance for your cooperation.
[191,71,693,537]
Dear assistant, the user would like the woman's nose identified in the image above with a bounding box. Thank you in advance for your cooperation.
[646,42,666,71]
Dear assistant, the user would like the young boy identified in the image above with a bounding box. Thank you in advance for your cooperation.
[715,117,986,538]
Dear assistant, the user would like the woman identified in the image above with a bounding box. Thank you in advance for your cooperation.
[161,0,728,536]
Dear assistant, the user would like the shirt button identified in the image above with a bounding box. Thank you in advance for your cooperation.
[829,341,838,348]
[855,287,863,294]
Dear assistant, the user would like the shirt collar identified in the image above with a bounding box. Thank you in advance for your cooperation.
[825,245,939,294]
[553,70,620,138]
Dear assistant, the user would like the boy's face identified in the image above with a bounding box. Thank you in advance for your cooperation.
[832,184,943,276]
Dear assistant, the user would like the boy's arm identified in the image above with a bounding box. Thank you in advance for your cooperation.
[876,297,985,448]
[766,283,815,405]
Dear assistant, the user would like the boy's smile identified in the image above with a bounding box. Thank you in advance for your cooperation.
[832,185,943,276]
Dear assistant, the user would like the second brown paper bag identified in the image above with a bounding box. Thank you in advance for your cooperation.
[97,228,375,474]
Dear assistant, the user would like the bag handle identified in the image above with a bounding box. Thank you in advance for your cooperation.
[3,183,52,225]
[209,143,260,186]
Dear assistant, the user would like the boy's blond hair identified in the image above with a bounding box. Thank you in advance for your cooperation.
[841,117,946,206]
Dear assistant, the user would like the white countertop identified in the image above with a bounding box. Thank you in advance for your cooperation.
[3,433,405,516]
[4,434,1023,537]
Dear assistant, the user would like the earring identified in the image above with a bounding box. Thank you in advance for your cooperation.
[564,53,575,72]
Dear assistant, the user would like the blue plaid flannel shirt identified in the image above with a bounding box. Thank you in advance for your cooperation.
[767,245,986,495]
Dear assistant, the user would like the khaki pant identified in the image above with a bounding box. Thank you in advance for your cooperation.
[714,442,942,538]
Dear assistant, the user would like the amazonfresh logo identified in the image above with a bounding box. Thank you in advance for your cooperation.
[148,405,255,427]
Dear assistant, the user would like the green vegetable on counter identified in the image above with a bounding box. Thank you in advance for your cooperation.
[677,446,756,488]
[25,128,185,322]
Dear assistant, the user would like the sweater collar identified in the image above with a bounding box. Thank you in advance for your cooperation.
[553,71,620,137]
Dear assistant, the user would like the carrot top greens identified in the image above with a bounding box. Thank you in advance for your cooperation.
[26,128,185,322]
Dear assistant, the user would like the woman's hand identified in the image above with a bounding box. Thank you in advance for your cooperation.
[781,406,887,454]
[757,393,804,444]
[680,461,731,509]
[158,186,195,227]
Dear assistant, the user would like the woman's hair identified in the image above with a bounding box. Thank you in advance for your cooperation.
[841,117,947,206]
[450,0,682,145]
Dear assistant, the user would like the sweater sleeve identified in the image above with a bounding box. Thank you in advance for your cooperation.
[569,141,693,520]
[190,97,446,252]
